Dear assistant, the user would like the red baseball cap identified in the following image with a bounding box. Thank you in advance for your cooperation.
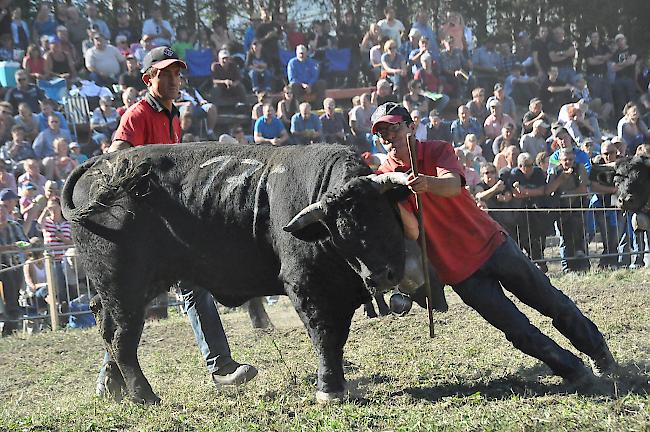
[371,102,413,134]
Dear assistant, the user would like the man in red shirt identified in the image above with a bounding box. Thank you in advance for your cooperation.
[372,102,616,385]
[99,47,257,396]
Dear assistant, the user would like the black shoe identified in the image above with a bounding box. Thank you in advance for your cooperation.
[212,362,258,386]
[589,345,618,378]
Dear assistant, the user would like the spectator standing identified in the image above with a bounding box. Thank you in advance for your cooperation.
[427,109,452,142]
[475,162,518,235]
[336,10,362,88]
[376,6,405,48]
[611,33,639,113]
[290,102,322,144]
[64,7,89,50]
[547,25,578,85]
[320,98,347,144]
[348,92,374,152]
[254,8,281,72]
[84,33,126,86]
[211,49,246,100]
[522,97,550,135]
[287,44,326,109]
[531,25,550,79]
[5,69,45,114]
[410,11,438,58]
[254,104,289,146]
[10,7,29,52]
[582,31,614,118]
[451,105,484,148]
[360,24,382,82]
[86,3,111,41]
[115,11,139,45]
[142,7,174,47]
[472,37,502,91]
[32,4,57,42]
[520,119,549,157]
[438,11,468,51]
[439,35,471,98]
[0,202,28,336]
[209,19,233,52]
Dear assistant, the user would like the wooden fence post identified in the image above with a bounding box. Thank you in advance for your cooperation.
[44,251,59,330]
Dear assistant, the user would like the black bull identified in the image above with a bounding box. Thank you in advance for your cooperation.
[61,143,415,404]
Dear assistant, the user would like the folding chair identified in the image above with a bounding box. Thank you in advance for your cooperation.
[63,94,91,146]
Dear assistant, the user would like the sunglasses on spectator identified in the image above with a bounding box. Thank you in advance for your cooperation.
[375,123,403,138]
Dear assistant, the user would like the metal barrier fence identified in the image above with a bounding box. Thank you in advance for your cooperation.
[0,193,646,334]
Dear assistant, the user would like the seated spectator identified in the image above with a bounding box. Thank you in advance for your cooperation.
[211,49,246,101]
[56,25,81,70]
[426,109,452,142]
[291,102,322,145]
[618,102,650,155]
[115,35,130,57]
[320,98,347,144]
[371,78,398,106]
[179,111,194,141]
[90,96,119,144]
[380,39,407,96]
[119,55,147,93]
[548,124,591,174]
[36,99,68,132]
[574,74,612,127]
[22,44,45,82]
[10,7,29,53]
[246,39,273,94]
[134,34,155,65]
[376,6,405,48]
[210,19,234,52]
[451,105,484,148]
[0,116,11,151]
[581,138,597,159]
[401,28,420,64]
[455,148,479,192]
[558,99,602,144]
[409,35,433,76]
[520,119,549,157]
[177,78,218,139]
[277,85,299,129]
[545,148,590,272]
[254,104,290,146]
[5,69,45,114]
[84,33,126,87]
[142,6,174,47]
[1,125,35,173]
[484,99,514,141]
[32,3,57,41]
[510,152,550,271]
[360,23,382,81]
[505,63,538,106]
[50,137,76,182]
[493,142,519,173]
[539,65,574,115]
[369,36,389,82]
[115,11,138,44]
[18,159,46,195]
[403,80,430,114]
[348,92,375,153]
[565,104,596,145]
[472,36,502,91]
[229,126,251,145]
[64,7,89,52]
[44,40,77,80]
[466,87,489,125]
[521,97,550,135]
[116,87,139,117]
[414,52,450,112]
[307,20,334,63]
[19,183,39,221]
[0,159,16,193]
[13,103,39,142]
[33,115,72,160]
[252,92,270,122]
[410,110,428,141]
[336,10,363,88]
[86,3,110,41]
[475,162,518,235]
[68,142,88,164]
[287,44,326,109]
[486,83,517,122]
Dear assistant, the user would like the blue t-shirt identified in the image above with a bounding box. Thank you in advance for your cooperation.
[548,147,592,175]
[290,113,322,133]
[254,116,286,140]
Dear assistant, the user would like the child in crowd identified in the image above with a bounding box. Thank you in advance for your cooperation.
[455,148,480,193]
[68,142,88,164]
[19,182,38,220]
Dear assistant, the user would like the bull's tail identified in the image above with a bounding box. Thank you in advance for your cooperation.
[62,153,154,223]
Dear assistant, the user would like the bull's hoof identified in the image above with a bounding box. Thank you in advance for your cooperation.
[315,390,344,405]
[128,392,161,405]
[251,317,274,330]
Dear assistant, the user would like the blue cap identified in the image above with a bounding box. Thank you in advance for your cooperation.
[0,188,18,201]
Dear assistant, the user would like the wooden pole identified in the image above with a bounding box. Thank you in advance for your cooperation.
[44,252,59,330]
[407,134,435,338]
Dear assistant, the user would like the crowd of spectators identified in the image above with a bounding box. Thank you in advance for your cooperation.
[0,2,650,334]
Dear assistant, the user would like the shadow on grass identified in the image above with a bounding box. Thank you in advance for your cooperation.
[400,361,650,402]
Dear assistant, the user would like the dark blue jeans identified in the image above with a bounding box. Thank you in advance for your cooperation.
[97,283,232,388]
[452,237,606,378]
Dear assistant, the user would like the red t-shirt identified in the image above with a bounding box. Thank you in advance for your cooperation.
[378,140,506,285]
[113,93,181,146]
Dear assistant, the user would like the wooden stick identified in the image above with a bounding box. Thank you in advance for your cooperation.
[407,133,435,338]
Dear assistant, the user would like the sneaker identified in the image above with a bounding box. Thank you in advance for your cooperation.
[589,345,618,378]
[212,362,258,386]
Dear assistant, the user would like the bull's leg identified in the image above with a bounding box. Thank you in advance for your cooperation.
[247,297,274,329]
[363,301,378,318]
[374,293,390,316]
[286,287,354,403]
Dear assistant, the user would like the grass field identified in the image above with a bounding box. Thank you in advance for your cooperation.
[0,269,649,431]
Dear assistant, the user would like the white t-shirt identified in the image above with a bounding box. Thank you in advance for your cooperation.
[377,18,405,48]
[85,45,124,78]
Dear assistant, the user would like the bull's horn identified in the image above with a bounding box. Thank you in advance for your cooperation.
[283,202,325,233]
[368,172,410,193]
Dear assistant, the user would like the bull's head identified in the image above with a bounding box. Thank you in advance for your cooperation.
[615,156,650,212]
[283,173,410,292]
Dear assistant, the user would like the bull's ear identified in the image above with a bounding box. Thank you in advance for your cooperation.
[283,202,330,242]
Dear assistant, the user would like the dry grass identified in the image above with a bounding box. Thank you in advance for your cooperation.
[0,269,649,431]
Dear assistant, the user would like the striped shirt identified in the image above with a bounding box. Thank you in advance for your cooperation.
[42,218,72,259]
